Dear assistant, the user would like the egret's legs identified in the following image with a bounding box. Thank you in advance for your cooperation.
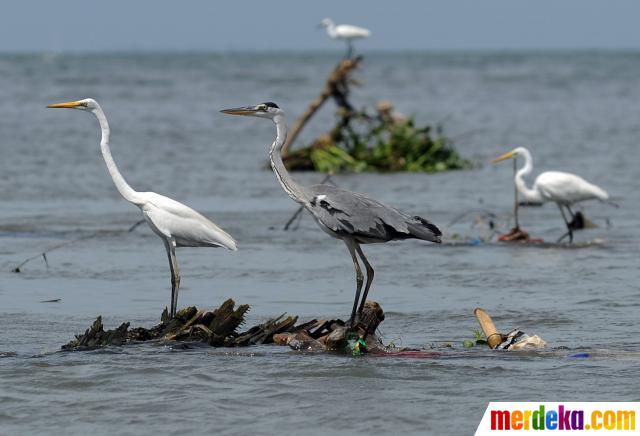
[345,239,363,328]
[556,204,573,243]
[163,237,181,318]
[345,41,353,59]
[354,243,374,315]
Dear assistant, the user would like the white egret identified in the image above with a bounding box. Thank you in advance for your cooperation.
[319,18,371,58]
[222,102,441,327]
[492,146,610,243]
[47,99,237,318]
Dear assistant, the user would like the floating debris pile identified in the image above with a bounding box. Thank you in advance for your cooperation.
[280,57,470,174]
[474,307,546,350]
[62,299,388,355]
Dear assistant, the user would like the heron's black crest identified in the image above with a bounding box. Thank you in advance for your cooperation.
[262,102,279,109]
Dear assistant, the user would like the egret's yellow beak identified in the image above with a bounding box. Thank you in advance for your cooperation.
[492,150,516,164]
[220,106,259,116]
[47,100,84,109]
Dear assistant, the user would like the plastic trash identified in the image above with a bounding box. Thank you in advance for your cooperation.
[496,329,547,350]
[567,352,590,359]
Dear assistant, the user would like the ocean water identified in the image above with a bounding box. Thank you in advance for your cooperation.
[0,52,639,435]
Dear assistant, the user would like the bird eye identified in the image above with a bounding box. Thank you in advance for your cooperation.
[258,104,267,111]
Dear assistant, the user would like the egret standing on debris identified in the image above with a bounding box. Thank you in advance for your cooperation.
[222,102,441,326]
[319,18,371,58]
[48,99,237,318]
[492,146,610,243]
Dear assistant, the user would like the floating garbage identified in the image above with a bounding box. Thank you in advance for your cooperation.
[567,352,590,359]
[474,308,547,350]
[495,329,547,350]
[497,226,544,244]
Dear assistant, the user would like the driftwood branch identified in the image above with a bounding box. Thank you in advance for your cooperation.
[12,235,96,273]
[12,220,148,273]
[281,57,362,156]
[62,298,387,355]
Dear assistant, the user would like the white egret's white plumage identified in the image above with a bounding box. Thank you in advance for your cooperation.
[319,18,370,58]
[493,146,609,242]
[48,99,236,317]
[222,103,441,326]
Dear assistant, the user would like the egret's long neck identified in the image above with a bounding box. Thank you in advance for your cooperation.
[325,22,337,38]
[514,149,542,203]
[269,114,308,205]
[92,106,141,205]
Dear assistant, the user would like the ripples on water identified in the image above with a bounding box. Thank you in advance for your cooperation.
[0,52,639,434]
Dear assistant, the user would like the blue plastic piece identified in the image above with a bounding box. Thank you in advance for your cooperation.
[567,352,590,359]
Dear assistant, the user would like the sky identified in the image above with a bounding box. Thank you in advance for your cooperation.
[2,0,640,52]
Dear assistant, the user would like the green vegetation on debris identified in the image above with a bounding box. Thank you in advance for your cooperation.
[283,107,471,173]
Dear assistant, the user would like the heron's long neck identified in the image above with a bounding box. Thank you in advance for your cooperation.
[92,106,141,205]
[270,115,308,205]
[514,149,543,203]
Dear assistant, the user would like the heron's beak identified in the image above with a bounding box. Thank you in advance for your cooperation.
[47,100,83,109]
[220,106,258,116]
[491,151,516,164]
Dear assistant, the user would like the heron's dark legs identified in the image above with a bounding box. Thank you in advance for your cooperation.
[164,238,181,318]
[354,243,374,315]
[345,240,363,328]
[556,204,573,243]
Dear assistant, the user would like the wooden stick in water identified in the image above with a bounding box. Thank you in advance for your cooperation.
[474,308,504,349]
[281,57,361,156]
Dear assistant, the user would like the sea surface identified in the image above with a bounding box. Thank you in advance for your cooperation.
[0,52,639,435]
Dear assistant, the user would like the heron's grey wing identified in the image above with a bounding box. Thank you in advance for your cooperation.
[307,185,441,243]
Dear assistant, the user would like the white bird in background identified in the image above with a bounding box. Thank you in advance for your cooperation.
[319,18,371,58]
[492,146,611,243]
[47,99,237,318]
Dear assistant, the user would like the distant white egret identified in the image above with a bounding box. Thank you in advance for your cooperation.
[492,146,610,243]
[319,18,371,58]
[222,102,441,327]
[47,99,237,318]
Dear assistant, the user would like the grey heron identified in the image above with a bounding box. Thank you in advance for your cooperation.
[493,146,610,243]
[319,18,371,58]
[48,99,237,318]
[221,102,441,326]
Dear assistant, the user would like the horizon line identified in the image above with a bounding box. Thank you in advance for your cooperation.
[2,47,640,57]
